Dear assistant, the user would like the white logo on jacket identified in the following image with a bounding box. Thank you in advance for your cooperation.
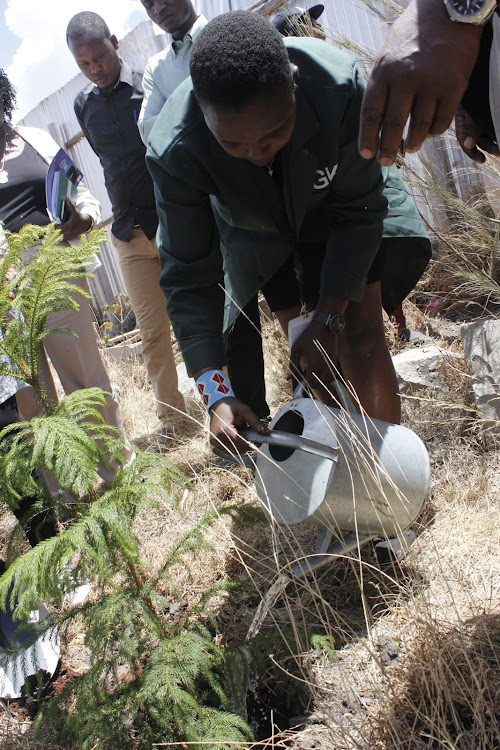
[314,164,338,190]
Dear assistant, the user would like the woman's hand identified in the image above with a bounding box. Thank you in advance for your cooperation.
[289,321,338,399]
[209,396,270,454]
[59,198,93,242]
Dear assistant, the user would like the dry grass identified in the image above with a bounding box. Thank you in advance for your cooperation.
[401,154,500,318]
[1,299,499,749]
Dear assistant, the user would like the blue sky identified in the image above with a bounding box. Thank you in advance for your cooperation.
[1,0,149,119]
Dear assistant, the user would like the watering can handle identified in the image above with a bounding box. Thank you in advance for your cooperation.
[293,379,357,415]
[239,428,339,463]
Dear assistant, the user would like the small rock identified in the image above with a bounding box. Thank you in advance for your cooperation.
[392,345,461,396]
[176,361,197,398]
[374,633,400,663]
[461,319,500,443]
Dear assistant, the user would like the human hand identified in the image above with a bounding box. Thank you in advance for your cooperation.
[209,397,270,455]
[289,321,338,400]
[455,104,500,163]
[359,0,482,166]
[59,198,92,242]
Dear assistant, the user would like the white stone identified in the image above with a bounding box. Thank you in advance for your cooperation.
[461,320,500,437]
[392,345,461,395]
[176,361,197,398]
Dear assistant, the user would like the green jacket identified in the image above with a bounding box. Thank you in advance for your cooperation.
[147,38,431,376]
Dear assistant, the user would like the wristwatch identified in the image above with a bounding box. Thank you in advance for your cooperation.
[312,310,346,335]
[443,0,497,25]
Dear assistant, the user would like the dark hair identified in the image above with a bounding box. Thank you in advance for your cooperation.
[66,12,111,43]
[0,69,16,121]
[190,11,292,109]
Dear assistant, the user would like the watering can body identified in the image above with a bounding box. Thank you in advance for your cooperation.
[249,391,430,537]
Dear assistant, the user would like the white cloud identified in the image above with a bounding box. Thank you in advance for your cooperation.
[5,0,148,119]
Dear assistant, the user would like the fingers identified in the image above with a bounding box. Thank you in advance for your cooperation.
[209,399,269,455]
[461,138,487,164]
[459,135,499,164]
[361,87,458,165]
[455,105,495,163]
[59,199,75,240]
[369,86,414,166]
[476,135,500,158]
[359,76,389,160]
[290,349,330,396]
[429,93,459,137]
[403,95,438,154]
[64,197,76,216]
[455,104,481,161]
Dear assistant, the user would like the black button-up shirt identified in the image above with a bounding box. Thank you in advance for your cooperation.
[74,62,158,242]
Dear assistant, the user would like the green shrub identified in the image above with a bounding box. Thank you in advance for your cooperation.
[0,224,254,749]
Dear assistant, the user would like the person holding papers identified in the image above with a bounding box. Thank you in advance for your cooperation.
[0,69,132,482]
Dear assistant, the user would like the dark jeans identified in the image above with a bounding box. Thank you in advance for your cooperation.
[225,296,270,420]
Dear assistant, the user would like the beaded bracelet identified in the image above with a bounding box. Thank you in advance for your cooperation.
[195,369,235,412]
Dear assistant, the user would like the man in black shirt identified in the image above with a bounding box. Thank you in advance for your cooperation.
[67,11,184,439]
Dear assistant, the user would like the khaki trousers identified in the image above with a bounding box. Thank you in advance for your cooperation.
[16,277,133,486]
[111,228,183,424]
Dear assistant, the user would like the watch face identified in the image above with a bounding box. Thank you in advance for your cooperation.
[327,314,345,335]
[450,0,487,16]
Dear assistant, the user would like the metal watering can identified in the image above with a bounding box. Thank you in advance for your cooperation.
[242,382,430,577]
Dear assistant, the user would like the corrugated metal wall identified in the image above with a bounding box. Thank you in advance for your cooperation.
[17,2,488,317]
[198,0,386,49]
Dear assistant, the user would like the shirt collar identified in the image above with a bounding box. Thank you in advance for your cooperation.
[118,61,134,88]
[171,14,207,53]
[92,60,134,95]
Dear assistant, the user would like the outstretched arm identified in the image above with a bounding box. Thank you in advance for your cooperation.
[359,0,484,165]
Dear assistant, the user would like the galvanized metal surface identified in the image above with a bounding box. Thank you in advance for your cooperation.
[201,0,386,49]
[252,394,430,535]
